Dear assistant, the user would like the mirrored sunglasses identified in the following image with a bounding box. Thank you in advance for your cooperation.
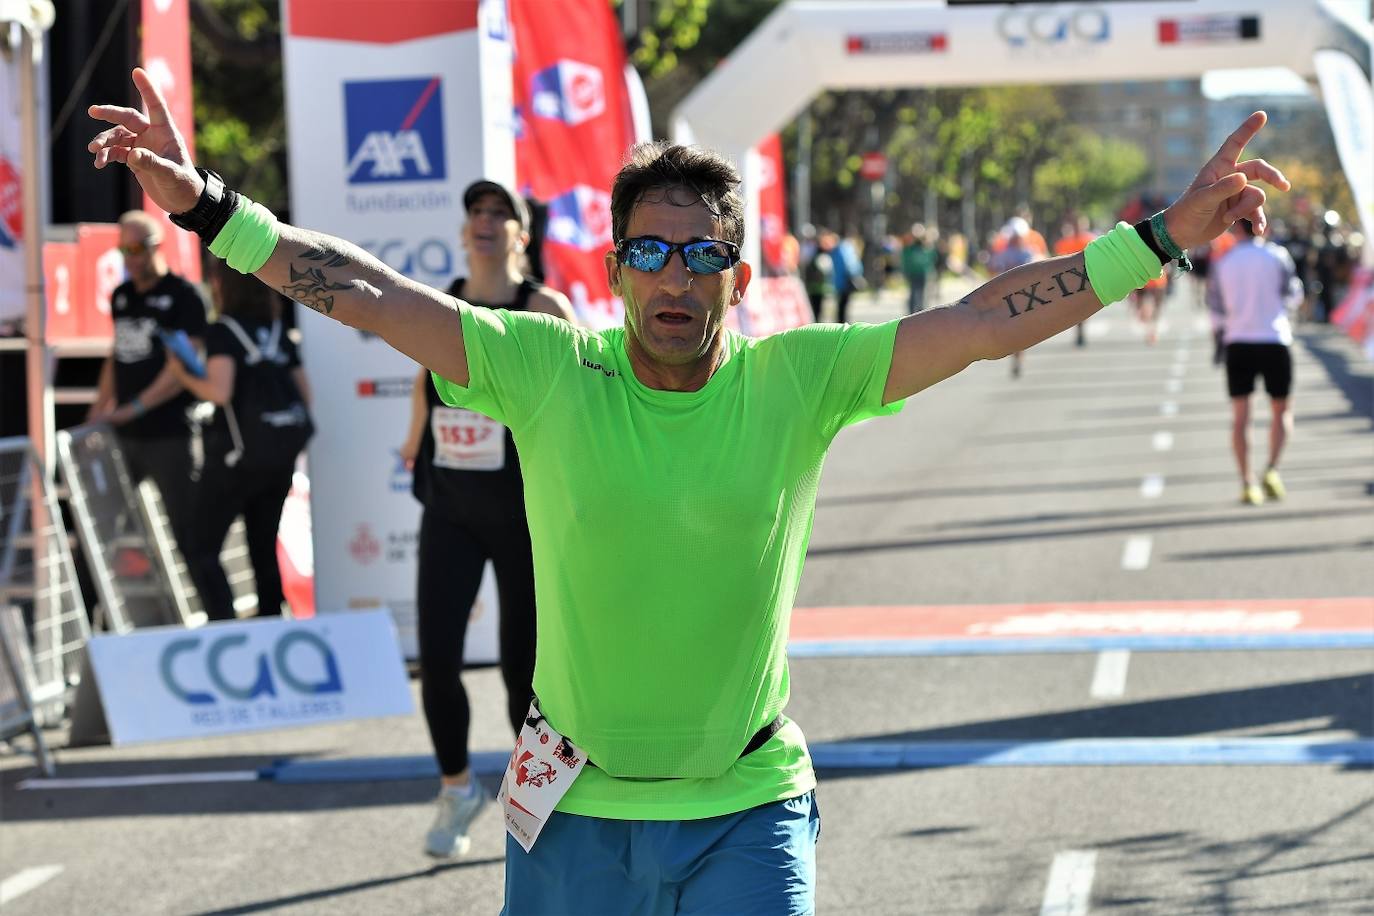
[118,239,159,257]
[616,237,740,275]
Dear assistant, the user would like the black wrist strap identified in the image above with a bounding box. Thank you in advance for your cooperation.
[1132,218,1170,266]
[169,168,239,241]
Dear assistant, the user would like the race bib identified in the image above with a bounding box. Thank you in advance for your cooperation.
[430,407,505,471]
[498,701,587,853]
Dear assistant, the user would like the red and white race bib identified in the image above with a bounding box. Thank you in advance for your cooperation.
[430,407,505,471]
[499,701,587,853]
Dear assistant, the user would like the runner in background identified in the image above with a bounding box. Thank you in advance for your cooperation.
[989,217,1040,377]
[1054,216,1098,347]
[398,180,575,858]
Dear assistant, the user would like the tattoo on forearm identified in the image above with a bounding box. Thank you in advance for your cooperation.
[1002,266,1093,319]
[281,262,352,315]
[299,246,352,269]
[1002,281,1051,317]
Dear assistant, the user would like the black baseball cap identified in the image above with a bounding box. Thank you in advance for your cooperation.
[462,180,530,232]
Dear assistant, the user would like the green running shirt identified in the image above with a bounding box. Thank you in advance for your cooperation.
[434,305,904,820]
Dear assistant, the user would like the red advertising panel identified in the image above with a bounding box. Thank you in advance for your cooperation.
[42,242,80,340]
[756,134,789,275]
[74,223,121,339]
[510,0,638,328]
[141,0,200,281]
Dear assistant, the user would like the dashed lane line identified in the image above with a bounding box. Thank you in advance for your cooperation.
[1140,474,1164,499]
[0,866,64,906]
[1152,431,1174,451]
[1040,850,1096,916]
[1121,536,1153,571]
[1089,649,1131,699]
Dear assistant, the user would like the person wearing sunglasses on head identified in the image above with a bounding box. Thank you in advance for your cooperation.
[397,179,575,860]
[88,68,1288,914]
[89,209,210,567]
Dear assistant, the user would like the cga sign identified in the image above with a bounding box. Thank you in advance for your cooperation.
[83,609,412,745]
[997,7,1110,48]
[160,630,342,705]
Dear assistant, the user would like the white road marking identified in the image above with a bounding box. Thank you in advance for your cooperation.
[1152,432,1174,452]
[1165,378,1183,394]
[1040,850,1097,916]
[1121,536,1153,571]
[1170,363,1187,377]
[1160,401,1178,417]
[0,866,64,906]
[18,771,259,790]
[1090,650,1132,699]
[1140,475,1164,499]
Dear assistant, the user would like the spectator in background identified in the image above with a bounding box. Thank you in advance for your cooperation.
[901,223,939,315]
[398,180,575,860]
[801,229,834,321]
[831,233,865,323]
[1208,219,1303,505]
[89,210,208,561]
[165,260,312,620]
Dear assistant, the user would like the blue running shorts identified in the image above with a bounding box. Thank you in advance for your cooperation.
[501,791,820,915]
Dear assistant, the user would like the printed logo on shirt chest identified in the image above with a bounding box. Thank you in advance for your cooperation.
[146,294,175,311]
[579,357,617,378]
[113,317,160,363]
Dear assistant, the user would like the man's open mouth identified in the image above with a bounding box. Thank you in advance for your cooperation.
[655,310,694,324]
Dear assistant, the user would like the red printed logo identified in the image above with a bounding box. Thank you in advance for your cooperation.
[348,524,381,565]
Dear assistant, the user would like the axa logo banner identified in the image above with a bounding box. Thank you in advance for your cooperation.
[84,609,412,745]
[530,59,606,126]
[545,185,613,252]
[344,77,447,184]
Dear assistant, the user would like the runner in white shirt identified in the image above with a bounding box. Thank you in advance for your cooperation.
[1208,219,1304,505]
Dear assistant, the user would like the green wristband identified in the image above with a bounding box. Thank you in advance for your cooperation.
[1149,212,1193,272]
[209,198,280,274]
[1082,221,1164,306]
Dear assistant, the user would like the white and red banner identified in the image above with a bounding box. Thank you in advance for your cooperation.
[141,0,200,282]
[0,35,26,324]
[282,0,514,659]
[510,0,643,329]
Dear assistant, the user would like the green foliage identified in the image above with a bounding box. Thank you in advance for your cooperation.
[190,0,288,212]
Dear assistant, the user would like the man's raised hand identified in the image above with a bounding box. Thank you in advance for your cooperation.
[1163,111,1291,249]
[87,68,203,214]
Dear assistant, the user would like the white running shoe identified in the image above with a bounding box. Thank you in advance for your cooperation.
[424,783,488,858]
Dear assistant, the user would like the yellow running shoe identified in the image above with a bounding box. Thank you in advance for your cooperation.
[1262,468,1286,501]
[1242,485,1264,506]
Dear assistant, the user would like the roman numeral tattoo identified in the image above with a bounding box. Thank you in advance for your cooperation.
[1001,267,1093,319]
[281,260,352,315]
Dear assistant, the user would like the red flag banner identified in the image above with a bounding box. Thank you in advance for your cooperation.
[511,0,639,328]
[141,0,200,281]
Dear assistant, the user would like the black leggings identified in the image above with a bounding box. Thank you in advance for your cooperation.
[190,464,294,621]
[416,506,536,776]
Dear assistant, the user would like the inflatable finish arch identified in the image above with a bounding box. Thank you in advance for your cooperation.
[672,0,1374,279]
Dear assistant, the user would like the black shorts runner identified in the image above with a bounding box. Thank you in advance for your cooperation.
[1225,342,1292,399]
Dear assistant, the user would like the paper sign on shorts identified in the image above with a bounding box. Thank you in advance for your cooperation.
[499,701,587,852]
[85,609,412,745]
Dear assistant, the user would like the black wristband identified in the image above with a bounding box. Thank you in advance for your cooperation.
[1132,218,1170,266]
[169,168,238,240]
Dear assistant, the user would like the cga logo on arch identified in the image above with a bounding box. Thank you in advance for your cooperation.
[998,7,1109,47]
[160,630,342,705]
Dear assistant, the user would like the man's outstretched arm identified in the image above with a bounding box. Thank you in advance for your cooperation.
[882,111,1289,404]
[88,68,470,385]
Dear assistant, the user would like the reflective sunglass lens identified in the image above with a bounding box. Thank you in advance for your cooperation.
[685,243,732,273]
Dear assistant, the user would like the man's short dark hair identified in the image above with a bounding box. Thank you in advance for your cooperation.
[611,142,744,247]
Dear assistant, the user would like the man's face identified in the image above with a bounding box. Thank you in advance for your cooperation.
[118,225,161,283]
[462,192,523,260]
[605,189,748,369]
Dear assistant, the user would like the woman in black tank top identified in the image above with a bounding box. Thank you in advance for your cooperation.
[399,180,575,859]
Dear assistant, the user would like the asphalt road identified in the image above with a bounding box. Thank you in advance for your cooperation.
[3,282,1371,915]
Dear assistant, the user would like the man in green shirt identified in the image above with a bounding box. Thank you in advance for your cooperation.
[89,68,1286,914]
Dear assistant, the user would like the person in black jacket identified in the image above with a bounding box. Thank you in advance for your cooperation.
[167,260,312,621]
[398,180,574,858]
